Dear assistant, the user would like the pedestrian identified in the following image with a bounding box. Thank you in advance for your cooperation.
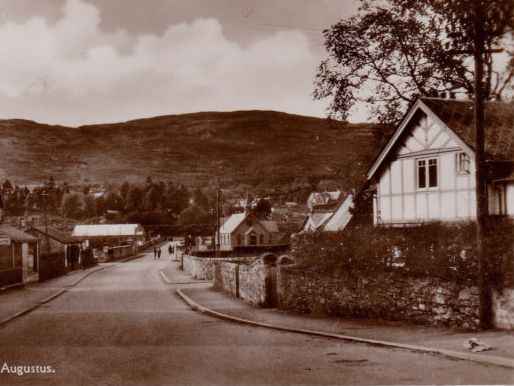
[153,247,157,260]
[158,247,161,259]
[168,244,173,256]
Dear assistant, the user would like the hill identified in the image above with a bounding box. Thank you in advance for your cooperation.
[0,111,390,191]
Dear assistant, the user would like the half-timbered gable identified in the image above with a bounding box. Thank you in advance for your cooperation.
[367,97,514,225]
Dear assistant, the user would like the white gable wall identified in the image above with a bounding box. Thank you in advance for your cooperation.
[374,115,480,225]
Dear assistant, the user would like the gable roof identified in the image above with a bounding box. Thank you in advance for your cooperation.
[421,98,514,161]
[259,220,279,233]
[72,224,144,238]
[367,97,514,181]
[219,212,246,234]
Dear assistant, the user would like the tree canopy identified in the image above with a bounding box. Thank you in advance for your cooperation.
[314,0,514,124]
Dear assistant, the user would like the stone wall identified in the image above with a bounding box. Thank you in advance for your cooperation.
[183,255,255,281]
[278,267,480,329]
[213,259,271,306]
[214,262,239,297]
[182,255,218,280]
[238,261,268,306]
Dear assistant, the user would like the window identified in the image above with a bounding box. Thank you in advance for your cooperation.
[417,158,438,189]
[457,152,470,174]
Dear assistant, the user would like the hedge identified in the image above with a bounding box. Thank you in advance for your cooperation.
[292,218,514,286]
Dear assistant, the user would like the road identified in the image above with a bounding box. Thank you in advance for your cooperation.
[0,251,513,386]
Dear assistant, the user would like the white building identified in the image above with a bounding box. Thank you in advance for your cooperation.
[367,97,514,225]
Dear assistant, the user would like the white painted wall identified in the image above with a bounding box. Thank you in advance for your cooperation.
[375,115,483,225]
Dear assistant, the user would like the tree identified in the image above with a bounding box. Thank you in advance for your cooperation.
[251,198,272,220]
[314,0,514,124]
[126,186,144,213]
[83,195,97,219]
[63,194,83,219]
[178,205,209,226]
[193,187,210,211]
[105,192,123,212]
[120,181,130,202]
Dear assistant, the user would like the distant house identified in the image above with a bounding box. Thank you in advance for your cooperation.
[217,212,285,252]
[28,226,82,270]
[0,225,39,288]
[366,97,514,225]
[303,193,354,232]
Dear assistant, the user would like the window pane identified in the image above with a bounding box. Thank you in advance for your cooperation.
[429,159,438,187]
[418,161,426,188]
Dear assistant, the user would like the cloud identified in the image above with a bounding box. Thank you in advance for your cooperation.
[0,0,328,126]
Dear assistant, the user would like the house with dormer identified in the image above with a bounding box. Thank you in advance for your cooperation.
[366,97,514,226]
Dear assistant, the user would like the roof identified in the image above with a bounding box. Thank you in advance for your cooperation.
[30,226,76,244]
[259,220,280,233]
[219,212,246,234]
[0,225,38,242]
[324,193,354,232]
[72,224,144,238]
[421,97,514,161]
[368,97,514,180]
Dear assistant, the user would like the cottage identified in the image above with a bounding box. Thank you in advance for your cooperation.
[367,97,514,225]
[217,212,284,252]
[0,225,39,288]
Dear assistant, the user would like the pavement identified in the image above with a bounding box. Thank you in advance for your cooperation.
[175,272,514,369]
[2,254,514,385]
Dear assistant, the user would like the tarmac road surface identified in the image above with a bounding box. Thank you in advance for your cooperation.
[1,251,513,386]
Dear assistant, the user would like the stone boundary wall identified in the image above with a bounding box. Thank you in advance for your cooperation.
[213,259,270,306]
[278,268,480,330]
[183,255,255,281]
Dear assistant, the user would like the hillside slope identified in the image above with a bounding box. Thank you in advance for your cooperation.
[0,111,389,190]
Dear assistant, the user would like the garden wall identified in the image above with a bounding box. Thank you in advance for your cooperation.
[213,259,271,306]
[278,267,480,329]
[183,255,256,281]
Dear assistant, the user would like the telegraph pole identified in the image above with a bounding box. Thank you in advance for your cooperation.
[215,188,222,257]
[473,1,492,330]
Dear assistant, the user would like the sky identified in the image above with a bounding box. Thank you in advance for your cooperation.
[0,0,361,126]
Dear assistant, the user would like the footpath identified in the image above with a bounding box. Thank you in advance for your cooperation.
[167,263,514,369]
[0,253,144,327]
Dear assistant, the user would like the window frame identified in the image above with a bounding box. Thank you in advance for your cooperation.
[416,156,439,190]
[456,152,471,175]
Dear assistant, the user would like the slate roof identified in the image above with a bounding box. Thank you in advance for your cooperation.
[421,97,514,161]
[259,220,280,233]
[0,225,38,242]
[219,212,246,234]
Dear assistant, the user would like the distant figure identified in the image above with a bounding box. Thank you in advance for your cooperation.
[157,247,162,259]
[168,244,173,257]
[153,247,157,260]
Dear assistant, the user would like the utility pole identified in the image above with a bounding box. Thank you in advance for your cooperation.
[215,188,222,258]
[472,1,492,330]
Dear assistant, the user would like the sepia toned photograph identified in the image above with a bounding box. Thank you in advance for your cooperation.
[1,0,514,385]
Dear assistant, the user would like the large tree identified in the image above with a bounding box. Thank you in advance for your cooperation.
[314,0,514,124]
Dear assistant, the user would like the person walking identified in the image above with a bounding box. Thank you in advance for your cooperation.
[153,247,157,260]
[157,247,161,259]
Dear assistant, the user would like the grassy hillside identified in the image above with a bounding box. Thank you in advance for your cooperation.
[0,111,389,191]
